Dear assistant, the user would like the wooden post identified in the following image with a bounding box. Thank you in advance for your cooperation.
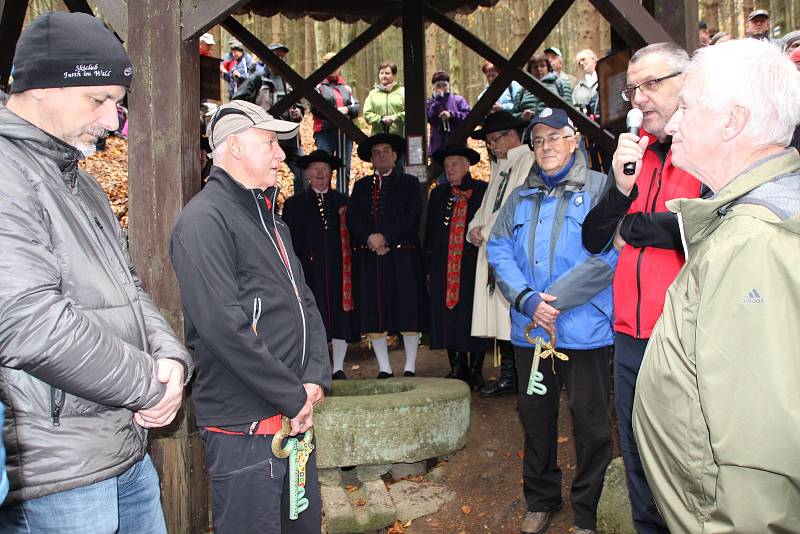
[127,1,208,532]
[402,0,428,181]
[0,0,29,88]
[650,0,699,51]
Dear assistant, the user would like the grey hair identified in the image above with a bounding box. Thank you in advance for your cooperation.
[630,42,690,73]
[781,31,800,53]
[687,38,800,147]
[210,139,228,162]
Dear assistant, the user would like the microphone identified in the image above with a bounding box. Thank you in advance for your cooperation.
[623,108,644,176]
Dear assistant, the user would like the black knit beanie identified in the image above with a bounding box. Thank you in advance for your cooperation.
[10,11,132,94]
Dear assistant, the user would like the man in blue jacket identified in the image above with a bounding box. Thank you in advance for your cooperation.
[488,108,617,534]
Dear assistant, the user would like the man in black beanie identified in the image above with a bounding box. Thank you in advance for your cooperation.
[0,12,192,532]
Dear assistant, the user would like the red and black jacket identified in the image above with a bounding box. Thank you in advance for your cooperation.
[582,133,702,339]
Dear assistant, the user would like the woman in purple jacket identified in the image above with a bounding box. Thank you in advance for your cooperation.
[426,71,471,155]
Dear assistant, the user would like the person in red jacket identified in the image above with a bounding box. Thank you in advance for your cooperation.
[582,42,704,534]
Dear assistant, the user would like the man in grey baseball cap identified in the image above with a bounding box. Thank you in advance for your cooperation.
[171,100,330,532]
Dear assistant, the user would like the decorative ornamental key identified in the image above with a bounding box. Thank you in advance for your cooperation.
[272,417,315,520]
[523,322,569,396]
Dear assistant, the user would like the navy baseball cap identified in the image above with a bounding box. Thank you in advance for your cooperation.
[529,107,575,132]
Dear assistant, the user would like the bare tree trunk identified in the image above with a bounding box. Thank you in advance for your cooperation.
[304,16,315,78]
[512,1,528,55]
[573,0,604,59]
[426,23,438,89]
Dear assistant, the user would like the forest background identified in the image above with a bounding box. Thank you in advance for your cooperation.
[25,0,800,111]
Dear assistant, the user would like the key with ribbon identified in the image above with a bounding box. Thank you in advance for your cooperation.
[523,322,569,396]
[272,417,315,520]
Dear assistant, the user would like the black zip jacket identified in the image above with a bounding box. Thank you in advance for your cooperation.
[583,140,686,253]
[170,166,330,427]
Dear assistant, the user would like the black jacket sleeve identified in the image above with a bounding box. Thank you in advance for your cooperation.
[582,179,636,253]
[232,73,262,103]
[619,211,682,250]
[346,182,372,246]
[169,209,308,419]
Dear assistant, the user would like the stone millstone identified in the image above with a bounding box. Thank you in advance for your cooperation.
[314,378,470,468]
[388,480,456,522]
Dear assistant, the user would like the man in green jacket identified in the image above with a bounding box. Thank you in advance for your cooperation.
[633,39,800,533]
[363,61,405,137]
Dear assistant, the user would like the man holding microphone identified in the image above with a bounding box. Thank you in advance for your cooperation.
[581,42,704,534]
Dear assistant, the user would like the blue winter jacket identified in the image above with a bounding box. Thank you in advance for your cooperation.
[487,151,617,349]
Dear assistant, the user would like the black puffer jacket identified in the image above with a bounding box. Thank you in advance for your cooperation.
[0,101,192,504]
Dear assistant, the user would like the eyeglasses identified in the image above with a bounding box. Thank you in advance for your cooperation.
[485,130,512,146]
[620,72,682,102]
[531,134,574,148]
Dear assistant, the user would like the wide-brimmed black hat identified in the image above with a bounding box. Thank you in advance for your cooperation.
[431,146,481,166]
[471,111,529,140]
[357,133,406,162]
[297,149,341,170]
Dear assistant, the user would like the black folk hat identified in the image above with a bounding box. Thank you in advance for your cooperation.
[431,146,481,166]
[357,133,406,162]
[471,110,529,140]
[297,149,341,170]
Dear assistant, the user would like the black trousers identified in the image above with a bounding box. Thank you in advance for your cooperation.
[201,429,322,534]
[515,344,613,530]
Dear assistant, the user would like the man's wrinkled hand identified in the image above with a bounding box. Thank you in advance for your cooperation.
[303,383,325,407]
[289,397,314,436]
[533,293,560,326]
[367,233,386,251]
[468,225,485,246]
[134,359,185,429]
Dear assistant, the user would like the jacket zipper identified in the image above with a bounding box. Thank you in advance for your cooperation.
[635,165,664,338]
[252,190,307,366]
[50,386,65,426]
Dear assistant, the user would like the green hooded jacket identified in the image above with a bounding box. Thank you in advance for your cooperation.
[633,148,800,533]
[363,83,405,137]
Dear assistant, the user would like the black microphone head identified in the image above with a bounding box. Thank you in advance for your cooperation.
[626,108,644,130]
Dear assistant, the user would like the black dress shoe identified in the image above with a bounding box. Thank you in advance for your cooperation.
[332,370,347,380]
[403,371,415,377]
[479,377,518,397]
[376,371,394,379]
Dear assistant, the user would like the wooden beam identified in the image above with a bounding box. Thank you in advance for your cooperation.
[446,0,576,146]
[424,1,614,152]
[269,8,401,118]
[0,0,28,88]
[222,16,367,143]
[62,0,93,15]
[588,0,673,49]
[181,0,250,41]
[127,0,208,531]
[94,0,128,42]
[652,0,698,51]
[402,0,427,168]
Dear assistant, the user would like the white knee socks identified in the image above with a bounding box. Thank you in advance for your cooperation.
[331,338,348,373]
[402,333,420,373]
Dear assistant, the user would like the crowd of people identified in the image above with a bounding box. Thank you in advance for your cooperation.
[0,8,798,534]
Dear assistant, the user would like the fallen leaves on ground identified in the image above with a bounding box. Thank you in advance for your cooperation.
[354,498,366,507]
[344,484,359,493]
[557,435,570,443]
[516,450,524,460]
[461,505,472,515]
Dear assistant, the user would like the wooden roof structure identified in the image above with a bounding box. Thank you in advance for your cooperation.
[0,1,698,531]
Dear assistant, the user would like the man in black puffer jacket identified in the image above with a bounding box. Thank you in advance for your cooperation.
[0,13,193,532]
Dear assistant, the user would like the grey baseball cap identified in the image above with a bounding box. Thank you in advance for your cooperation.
[747,9,769,20]
[207,100,299,152]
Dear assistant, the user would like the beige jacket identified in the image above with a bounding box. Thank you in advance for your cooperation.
[467,144,535,339]
[633,149,800,533]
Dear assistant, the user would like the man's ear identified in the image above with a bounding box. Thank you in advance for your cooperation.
[28,88,48,101]
[722,104,749,142]
[226,133,244,160]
